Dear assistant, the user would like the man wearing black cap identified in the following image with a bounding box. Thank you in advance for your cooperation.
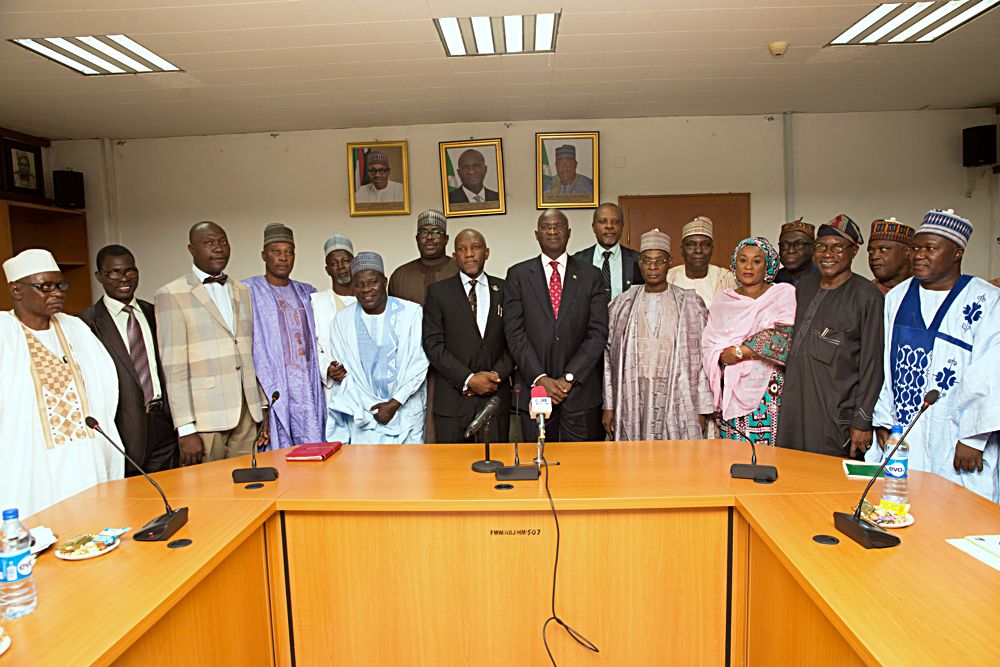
[777,214,884,459]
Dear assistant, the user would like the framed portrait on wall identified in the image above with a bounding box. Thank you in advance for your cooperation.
[439,138,506,218]
[2,139,45,198]
[347,140,410,216]
[535,131,599,209]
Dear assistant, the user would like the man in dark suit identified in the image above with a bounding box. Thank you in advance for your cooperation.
[423,229,513,443]
[504,209,610,442]
[447,149,499,204]
[80,245,178,475]
[571,202,643,300]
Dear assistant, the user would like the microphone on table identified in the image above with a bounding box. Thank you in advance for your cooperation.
[834,389,939,549]
[85,416,189,542]
[717,418,778,484]
[233,391,280,484]
[468,395,504,473]
[529,385,553,447]
[496,383,541,481]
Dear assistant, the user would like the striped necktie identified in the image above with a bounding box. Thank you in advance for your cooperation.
[123,305,155,404]
[601,250,612,294]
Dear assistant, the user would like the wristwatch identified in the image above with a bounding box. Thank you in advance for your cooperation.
[733,346,744,360]
[564,373,575,384]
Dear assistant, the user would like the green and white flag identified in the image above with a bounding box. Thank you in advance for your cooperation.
[445,151,461,191]
[541,142,552,179]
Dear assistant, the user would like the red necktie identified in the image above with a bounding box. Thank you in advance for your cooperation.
[548,261,562,318]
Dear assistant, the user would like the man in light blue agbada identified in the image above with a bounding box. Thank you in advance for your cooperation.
[326,252,428,444]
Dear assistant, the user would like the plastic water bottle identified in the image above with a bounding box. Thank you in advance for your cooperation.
[0,508,37,620]
[881,425,909,506]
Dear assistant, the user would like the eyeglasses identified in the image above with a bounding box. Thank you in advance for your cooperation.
[416,229,446,239]
[639,258,669,268]
[367,167,389,175]
[100,268,138,280]
[18,280,70,293]
[779,240,810,251]
[814,242,849,255]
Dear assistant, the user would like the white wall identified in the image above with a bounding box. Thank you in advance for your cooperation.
[49,109,996,302]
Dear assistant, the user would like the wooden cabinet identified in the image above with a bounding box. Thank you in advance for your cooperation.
[1,199,92,313]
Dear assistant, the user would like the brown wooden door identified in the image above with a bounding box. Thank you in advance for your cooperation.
[618,193,751,269]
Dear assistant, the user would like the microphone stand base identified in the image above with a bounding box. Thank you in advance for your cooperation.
[495,465,541,481]
[731,463,778,483]
[472,459,503,473]
[134,507,189,542]
[232,467,279,483]
[833,512,900,549]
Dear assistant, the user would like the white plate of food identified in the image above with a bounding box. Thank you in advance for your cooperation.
[54,534,121,561]
[855,501,914,529]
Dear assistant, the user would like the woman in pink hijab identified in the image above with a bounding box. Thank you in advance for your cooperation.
[702,237,796,445]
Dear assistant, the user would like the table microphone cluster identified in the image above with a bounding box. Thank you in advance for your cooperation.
[233,391,280,483]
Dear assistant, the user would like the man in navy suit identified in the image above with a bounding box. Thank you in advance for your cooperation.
[423,229,513,443]
[503,209,610,442]
[447,149,499,204]
[572,202,643,300]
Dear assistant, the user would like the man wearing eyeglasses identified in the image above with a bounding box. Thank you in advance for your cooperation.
[1,248,123,517]
[777,215,884,460]
[774,218,819,286]
[355,151,404,204]
[80,245,179,475]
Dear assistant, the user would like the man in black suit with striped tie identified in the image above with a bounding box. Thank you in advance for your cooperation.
[423,229,513,443]
[571,202,643,301]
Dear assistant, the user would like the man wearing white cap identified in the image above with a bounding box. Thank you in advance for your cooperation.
[326,252,428,444]
[312,234,356,409]
[867,210,1000,502]
[355,150,404,204]
[0,249,123,517]
[666,216,738,308]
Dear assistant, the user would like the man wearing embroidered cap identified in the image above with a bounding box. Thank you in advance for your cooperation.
[777,214,885,460]
[666,216,738,308]
[867,218,914,296]
[545,144,593,196]
[312,234,356,409]
[242,223,325,450]
[775,218,818,286]
[355,150,405,204]
[867,209,999,502]
[1,249,123,517]
[326,252,429,444]
[389,209,459,307]
[603,229,714,440]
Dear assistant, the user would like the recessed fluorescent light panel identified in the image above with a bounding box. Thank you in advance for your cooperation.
[829,0,998,45]
[10,34,181,75]
[434,13,560,56]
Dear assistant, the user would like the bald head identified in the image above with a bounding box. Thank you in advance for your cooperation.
[535,209,571,259]
[187,220,231,275]
[454,228,485,248]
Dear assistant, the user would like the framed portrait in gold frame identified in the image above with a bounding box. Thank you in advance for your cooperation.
[536,131,599,209]
[347,140,410,216]
[438,138,506,218]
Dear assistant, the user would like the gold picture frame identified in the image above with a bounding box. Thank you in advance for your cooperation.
[347,140,410,216]
[438,138,506,218]
[536,131,599,209]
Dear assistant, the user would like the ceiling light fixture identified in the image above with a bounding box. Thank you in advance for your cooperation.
[10,34,181,75]
[828,0,998,45]
[434,14,560,56]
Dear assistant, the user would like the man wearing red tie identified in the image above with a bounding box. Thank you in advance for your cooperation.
[503,209,609,442]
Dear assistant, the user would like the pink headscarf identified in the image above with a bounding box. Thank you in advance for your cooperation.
[702,283,796,420]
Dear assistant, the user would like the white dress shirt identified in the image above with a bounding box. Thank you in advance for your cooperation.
[461,272,490,391]
[534,254,568,386]
[462,186,487,203]
[102,295,163,399]
[591,243,624,299]
[191,264,235,332]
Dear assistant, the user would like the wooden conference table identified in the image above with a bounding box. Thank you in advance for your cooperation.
[3,440,998,666]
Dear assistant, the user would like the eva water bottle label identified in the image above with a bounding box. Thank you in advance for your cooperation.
[885,457,908,479]
[0,547,32,582]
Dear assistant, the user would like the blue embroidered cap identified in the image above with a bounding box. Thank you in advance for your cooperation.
[916,209,972,248]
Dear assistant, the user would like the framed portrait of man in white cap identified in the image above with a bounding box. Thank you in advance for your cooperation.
[536,131,599,209]
[347,140,410,216]
[438,138,506,218]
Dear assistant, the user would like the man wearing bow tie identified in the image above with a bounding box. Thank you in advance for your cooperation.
[155,221,268,465]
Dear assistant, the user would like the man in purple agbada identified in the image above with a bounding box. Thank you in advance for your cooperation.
[242,223,326,449]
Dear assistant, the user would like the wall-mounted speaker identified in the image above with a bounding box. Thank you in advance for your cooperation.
[53,169,85,209]
[962,125,997,167]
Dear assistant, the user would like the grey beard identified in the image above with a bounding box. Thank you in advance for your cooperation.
[335,275,352,286]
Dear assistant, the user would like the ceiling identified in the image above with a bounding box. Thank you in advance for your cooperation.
[1,0,998,140]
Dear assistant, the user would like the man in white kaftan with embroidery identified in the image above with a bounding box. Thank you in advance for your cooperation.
[868,210,1000,502]
[311,234,356,410]
[0,249,123,517]
[326,252,428,444]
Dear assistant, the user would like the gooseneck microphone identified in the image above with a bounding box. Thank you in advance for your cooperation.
[233,391,280,484]
[85,416,189,542]
[834,389,940,549]
[716,418,778,483]
[529,385,553,466]
[468,395,504,473]
[495,383,540,481]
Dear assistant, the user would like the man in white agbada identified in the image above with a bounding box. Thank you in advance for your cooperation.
[326,252,428,444]
[666,216,738,308]
[311,234,357,410]
[0,249,123,517]
[868,210,1000,502]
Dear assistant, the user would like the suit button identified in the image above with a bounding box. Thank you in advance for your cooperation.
[555,336,560,341]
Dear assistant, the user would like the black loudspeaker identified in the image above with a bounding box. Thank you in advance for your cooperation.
[962,125,997,167]
[53,169,85,209]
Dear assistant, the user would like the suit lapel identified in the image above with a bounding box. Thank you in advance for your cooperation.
[558,258,581,325]
[93,300,142,388]
[189,274,232,332]
[449,275,481,337]
[529,258,556,324]
[483,275,501,340]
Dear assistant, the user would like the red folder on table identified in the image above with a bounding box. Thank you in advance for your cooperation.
[285,442,342,462]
